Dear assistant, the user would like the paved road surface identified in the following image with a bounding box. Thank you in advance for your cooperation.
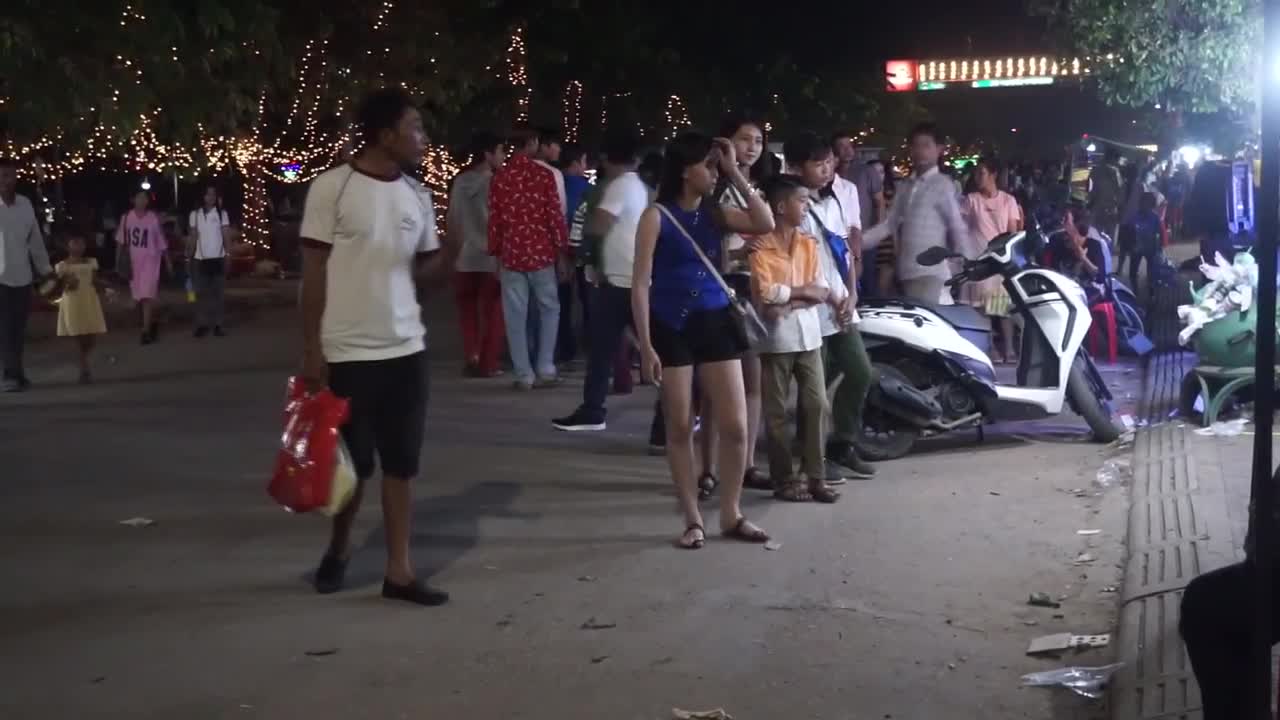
[1,300,1133,720]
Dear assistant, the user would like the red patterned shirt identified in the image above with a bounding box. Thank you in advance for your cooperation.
[487,154,568,272]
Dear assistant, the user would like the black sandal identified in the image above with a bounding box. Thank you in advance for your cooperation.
[722,516,770,543]
[743,467,772,490]
[678,523,706,550]
[697,472,718,501]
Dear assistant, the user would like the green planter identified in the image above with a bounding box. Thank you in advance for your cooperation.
[1191,305,1278,368]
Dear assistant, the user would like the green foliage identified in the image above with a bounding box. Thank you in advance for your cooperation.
[0,0,287,142]
[1034,0,1261,114]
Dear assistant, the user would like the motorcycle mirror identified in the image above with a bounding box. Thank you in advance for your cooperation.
[916,246,955,267]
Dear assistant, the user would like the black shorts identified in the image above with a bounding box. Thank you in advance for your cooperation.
[327,351,429,480]
[651,307,746,368]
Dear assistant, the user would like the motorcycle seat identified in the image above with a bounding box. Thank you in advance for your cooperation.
[918,302,991,333]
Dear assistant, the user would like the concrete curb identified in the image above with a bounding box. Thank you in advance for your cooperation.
[1110,282,1239,720]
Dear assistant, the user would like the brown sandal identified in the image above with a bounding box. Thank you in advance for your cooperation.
[721,516,770,543]
[677,523,706,550]
[808,477,841,504]
[773,477,812,502]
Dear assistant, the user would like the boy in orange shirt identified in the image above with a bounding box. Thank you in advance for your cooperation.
[750,175,841,503]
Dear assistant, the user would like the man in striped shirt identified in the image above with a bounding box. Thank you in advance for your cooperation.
[863,123,968,304]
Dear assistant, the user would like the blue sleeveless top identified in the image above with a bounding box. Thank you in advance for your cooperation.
[650,201,731,330]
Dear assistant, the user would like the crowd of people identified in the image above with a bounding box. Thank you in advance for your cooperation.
[2,87,1194,607]
[284,87,1109,606]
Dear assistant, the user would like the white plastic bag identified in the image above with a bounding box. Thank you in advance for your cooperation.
[1021,663,1123,699]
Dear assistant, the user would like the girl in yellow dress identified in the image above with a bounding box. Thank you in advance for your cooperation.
[56,234,109,383]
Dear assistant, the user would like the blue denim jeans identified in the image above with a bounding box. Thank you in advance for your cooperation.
[500,266,560,383]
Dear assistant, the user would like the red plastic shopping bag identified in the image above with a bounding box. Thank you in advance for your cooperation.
[268,376,354,514]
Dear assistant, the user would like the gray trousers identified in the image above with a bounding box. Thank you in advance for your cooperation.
[901,276,946,304]
[192,259,226,328]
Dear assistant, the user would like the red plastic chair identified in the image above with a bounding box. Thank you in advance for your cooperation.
[1088,301,1117,364]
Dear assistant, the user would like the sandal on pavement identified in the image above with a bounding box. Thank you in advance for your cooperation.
[808,477,841,504]
[743,467,772,491]
[773,476,812,502]
[721,516,770,543]
[678,523,706,550]
[697,472,718,501]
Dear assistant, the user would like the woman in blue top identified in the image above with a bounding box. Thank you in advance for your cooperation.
[631,131,775,550]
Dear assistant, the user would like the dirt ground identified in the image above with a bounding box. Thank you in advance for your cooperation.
[0,303,1136,720]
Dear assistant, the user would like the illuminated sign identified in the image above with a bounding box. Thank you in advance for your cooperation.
[885,60,917,92]
[888,54,1096,91]
[280,162,302,181]
[971,77,1055,88]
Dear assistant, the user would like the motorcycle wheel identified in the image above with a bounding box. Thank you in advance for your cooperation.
[1067,357,1122,443]
[856,363,922,462]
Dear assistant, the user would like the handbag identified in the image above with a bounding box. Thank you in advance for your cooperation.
[654,204,767,349]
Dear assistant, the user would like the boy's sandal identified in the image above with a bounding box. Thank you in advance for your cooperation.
[697,472,718,501]
[721,516,770,543]
[743,467,772,490]
[773,477,812,502]
[808,478,841,504]
[678,523,706,550]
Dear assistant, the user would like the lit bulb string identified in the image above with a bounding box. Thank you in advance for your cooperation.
[506,26,530,123]
[562,80,583,142]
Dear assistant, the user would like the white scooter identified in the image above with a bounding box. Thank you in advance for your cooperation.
[853,227,1121,461]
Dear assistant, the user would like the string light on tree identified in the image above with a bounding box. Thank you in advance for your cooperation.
[561,81,583,142]
[664,95,690,139]
[373,0,394,30]
[506,26,530,123]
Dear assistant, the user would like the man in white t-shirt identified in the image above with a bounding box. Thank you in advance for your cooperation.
[552,130,645,432]
[784,132,876,481]
[299,88,457,607]
[187,185,231,337]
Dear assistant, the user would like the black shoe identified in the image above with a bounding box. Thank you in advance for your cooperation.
[552,408,606,432]
[827,441,876,479]
[382,578,449,606]
[140,331,153,346]
[313,553,348,594]
[462,362,485,378]
[212,326,226,337]
[194,326,209,338]
[1,378,22,393]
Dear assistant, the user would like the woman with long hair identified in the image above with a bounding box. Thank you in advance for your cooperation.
[632,131,775,549]
[959,157,1022,363]
[696,115,773,493]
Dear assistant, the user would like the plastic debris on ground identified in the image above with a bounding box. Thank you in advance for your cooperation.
[1176,251,1258,346]
[1194,418,1249,437]
[1095,457,1132,490]
[672,709,732,720]
[1020,663,1123,699]
[119,517,156,528]
[1026,633,1110,655]
[764,541,783,551]
[1028,592,1061,608]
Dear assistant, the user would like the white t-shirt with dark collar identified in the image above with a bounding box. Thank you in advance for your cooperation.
[300,164,440,363]
[189,207,230,259]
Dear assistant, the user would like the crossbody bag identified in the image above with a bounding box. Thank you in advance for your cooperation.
[654,204,767,349]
